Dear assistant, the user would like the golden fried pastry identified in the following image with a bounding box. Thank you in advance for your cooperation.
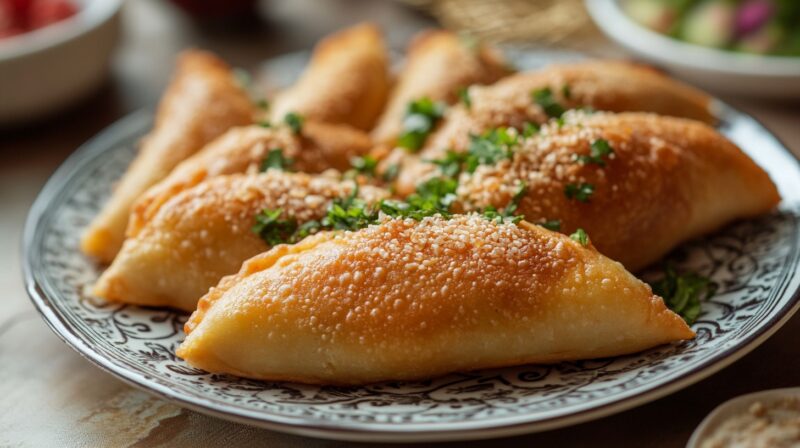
[370,30,511,145]
[127,122,372,236]
[392,61,716,195]
[428,60,715,151]
[450,112,780,271]
[177,215,694,385]
[81,50,255,263]
[93,172,389,311]
[270,23,390,130]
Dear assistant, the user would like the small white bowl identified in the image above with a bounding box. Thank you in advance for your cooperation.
[0,0,123,126]
[687,387,800,448]
[585,0,800,99]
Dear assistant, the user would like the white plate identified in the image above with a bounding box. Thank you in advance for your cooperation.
[0,0,122,125]
[585,0,800,99]
[687,387,800,448]
[23,51,800,442]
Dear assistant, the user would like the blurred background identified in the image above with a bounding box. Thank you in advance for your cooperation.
[1,0,798,128]
[1,0,799,446]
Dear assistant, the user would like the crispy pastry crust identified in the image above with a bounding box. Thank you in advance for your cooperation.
[390,60,715,192]
[127,122,372,236]
[371,29,512,145]
[178,215,694,385]
[93,172,388,311]
[270,23,390,130]
[81,50,254,263]
[428,60,715,152]
[448,112,780,271]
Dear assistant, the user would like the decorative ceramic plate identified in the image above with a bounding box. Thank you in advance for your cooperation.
[23,52,800,442]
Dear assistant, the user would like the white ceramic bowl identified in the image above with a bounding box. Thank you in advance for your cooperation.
[0,0,123,126]
[687,387,800,448]
[585,0,800,99]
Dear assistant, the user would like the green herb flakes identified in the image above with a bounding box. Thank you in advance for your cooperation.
[569,228,589,246]
[564,182,595,202]
[283,112,304,134]
[397,97,446,152]
[561,84,572,99]
[538,219,561,231]
[252,208,299,246]
[427,127,519,178]
[382,163,400,182]
[576,138,615,166]
[322,187,380,231]
[522,122,539,138]
[458,86,472,109]
[260,148,293,172]
[649,266,717,325]
[531,87,566,118]
[348,155,378,178]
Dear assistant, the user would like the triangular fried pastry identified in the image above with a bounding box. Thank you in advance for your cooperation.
[127,122,372,237]
[392,60,716,194]
[450,112,780,271]
[270,23,390,130]
[370,30,511,145]
[93,172,388,311]
[81,50,255,263]
[428,60,715,152]
[177,215,694,385]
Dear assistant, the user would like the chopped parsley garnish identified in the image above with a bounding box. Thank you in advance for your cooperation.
[382,163,400,182]
[522,122,539,138]
[294,220,322,241]
[256,99,270,110]
[257,120,271,128]
[347,155,378,178]
[649,265,717,325]
[467,127,517,168]
[429,150,467,178]
[252,208,300,246]
[481,206,521,224]
[569,228,589,246]
[504,182,527,216]
[561,84,572,100]
[576,138,615,166]
[284,112,304,134]
[478,183,527,224]
[322,188,380,231]
[427,127,519,178]
[260,148,293,172]
[531,87,566,118]
[458,87,472,109]
[251,178,459,246]
[564,182,595,202]
[379,198,450,221]
[252,186,379,245]
[397,97,446,152]
[409,177,459,212]
[251,179,529,244]
[538,219,561,231]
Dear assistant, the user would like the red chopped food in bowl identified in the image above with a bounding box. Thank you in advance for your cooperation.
[0,0,77,40]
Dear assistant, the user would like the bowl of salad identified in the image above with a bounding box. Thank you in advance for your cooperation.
[0,0,122,125]
[585,0,800,98]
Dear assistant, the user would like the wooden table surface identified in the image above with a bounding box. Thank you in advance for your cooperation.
[2,1,799,446]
